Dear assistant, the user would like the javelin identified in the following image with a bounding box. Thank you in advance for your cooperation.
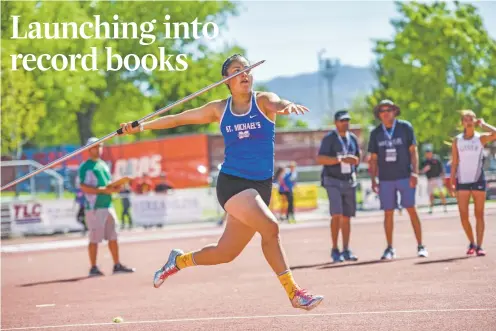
[1,60,265,191]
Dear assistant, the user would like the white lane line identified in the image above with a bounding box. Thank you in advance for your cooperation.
[35,304,55,308]
[2,307,495,330]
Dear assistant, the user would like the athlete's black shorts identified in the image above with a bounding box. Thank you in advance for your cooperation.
[216,172,273,210]
[456,180,486,191]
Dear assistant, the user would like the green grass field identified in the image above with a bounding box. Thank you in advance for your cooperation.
[1,191,75,200]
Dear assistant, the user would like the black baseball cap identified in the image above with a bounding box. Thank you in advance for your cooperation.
[334,110,351,121]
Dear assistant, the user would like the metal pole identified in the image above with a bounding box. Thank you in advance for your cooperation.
[29,164,36,197]
[1,60,265,191]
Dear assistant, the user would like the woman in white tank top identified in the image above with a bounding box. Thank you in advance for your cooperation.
[450,110,496,257]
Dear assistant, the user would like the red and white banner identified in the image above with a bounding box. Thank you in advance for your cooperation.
[11,201,43,225]
[130,192,203,226]
[8,200,83,235]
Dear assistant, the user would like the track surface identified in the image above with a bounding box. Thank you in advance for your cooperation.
[2,209,495,330]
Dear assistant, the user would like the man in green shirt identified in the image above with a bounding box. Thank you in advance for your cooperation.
[79,137,135,277]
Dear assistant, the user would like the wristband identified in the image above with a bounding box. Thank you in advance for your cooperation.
[411,173,418,178]
[139,123,145,132]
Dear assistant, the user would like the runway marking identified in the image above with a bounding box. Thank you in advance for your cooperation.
[35,304,55,308]
[2,308,495,330]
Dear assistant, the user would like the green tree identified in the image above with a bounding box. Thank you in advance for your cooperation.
[349,94,375,128]
[1,40,46,155]
[1,1,240,149]
[369,1,496,153]
[348,94,376,149]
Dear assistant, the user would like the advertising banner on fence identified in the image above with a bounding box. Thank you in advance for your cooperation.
[10,201,46,235]
[8,199,83,235]
[105,135,210,189]
[42,200,84,233]
[130,193,203,226]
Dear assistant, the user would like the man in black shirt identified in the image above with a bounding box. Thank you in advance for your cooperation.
[317,110,360,263]
[119,183,133,229]
[155,172,173,193]
[421,147,447,213]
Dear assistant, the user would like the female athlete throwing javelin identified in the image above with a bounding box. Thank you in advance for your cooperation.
[450,110,496,256]
[120,54,324,311]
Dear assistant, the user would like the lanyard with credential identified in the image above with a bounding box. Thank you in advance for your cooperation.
[381,120,397,143]
[335,131,354,175]
[335,131,353,155]
[382,120,398,162]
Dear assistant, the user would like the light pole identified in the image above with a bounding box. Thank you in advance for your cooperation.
[318,50,340,119]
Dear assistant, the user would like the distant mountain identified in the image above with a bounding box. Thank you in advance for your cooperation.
[257,65,377,128]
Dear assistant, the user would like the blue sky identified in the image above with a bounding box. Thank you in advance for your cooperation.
[214,1,496,81]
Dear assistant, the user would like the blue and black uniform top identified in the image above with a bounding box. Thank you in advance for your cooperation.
[219,92,275,181]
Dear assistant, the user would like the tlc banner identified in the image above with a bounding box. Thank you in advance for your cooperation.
[8,199,83,236]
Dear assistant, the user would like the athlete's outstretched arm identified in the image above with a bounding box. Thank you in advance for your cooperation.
[257,92,309,115]
[478,118,496,145]
[120,101,222,134]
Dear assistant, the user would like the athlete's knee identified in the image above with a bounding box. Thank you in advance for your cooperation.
[474,212,484,222]
[405,206,417,214]
[384,210,394,219]
[260,218,280,240]
[331,215,342,225]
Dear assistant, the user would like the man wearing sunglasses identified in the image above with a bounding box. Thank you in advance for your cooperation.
[368,100,428,260]
[317,110,360,263]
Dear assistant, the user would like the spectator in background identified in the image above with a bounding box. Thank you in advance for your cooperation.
[368,100,428,260]
[273,167,287,222]
[288,161,298,182]
[155,172,173,193]
[154,172,173,229]
[136,173,155,194]
[278,164,296,223]
[120,183,133,230]
[420,146,448,214]
[74,187,87,235]
[444,157,452,189]
[287,162,298,220]
[78,137,135,277]
[317,110,360,263]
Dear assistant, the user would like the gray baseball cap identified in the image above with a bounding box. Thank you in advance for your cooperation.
[86,137,102,146]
